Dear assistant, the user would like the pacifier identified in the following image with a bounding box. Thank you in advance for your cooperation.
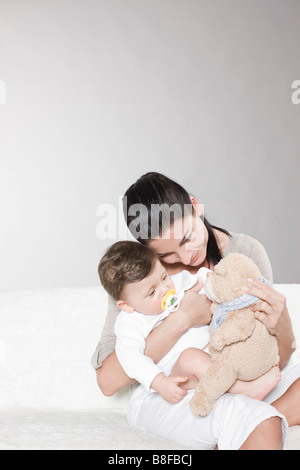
[161,289,180,312]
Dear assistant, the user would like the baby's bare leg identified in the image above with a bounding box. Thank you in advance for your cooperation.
[229,366,281,400]
[171,348,281,399]
[170,348,212,390]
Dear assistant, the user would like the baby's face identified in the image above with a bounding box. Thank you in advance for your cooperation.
[121,260,174,316]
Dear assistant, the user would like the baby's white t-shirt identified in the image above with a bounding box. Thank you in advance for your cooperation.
[114,267,211,391]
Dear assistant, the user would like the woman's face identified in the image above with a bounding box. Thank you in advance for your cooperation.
[148,213,209,267]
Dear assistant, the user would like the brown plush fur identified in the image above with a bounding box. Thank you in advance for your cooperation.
[189,253,279,417]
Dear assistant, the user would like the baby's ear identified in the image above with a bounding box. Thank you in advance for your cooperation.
[116,300,135,313]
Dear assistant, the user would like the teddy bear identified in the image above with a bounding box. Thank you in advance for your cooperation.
[189,252,280,417]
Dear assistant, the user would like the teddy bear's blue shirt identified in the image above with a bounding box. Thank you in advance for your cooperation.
[210,277,271,333]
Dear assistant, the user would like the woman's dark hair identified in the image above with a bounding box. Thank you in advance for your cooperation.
[123,172,231,267]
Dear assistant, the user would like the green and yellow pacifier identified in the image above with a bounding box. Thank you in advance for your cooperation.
[161,289,180,312]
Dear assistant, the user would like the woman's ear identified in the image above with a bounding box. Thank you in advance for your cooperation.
[189,195,203,217]
[116,300,135,313]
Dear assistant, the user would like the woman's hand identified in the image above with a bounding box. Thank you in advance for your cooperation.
[244,278,287,335]
[244,278,295,369]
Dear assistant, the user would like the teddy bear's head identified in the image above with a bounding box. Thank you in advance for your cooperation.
[205,253,261,303]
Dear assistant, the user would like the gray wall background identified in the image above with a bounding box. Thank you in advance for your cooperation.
[0,0,299,290]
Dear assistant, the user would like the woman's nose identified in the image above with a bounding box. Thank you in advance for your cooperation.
[177,248,192,265]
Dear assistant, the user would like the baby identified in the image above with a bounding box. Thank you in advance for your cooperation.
[98,241,281,404]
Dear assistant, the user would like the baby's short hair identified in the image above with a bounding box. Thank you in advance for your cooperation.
[98,240,158,300]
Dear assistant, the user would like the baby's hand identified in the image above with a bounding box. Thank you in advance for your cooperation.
[188,279,204,293]
[151,373,188,404]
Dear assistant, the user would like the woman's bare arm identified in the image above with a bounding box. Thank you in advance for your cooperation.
[144,289,211,362]
[97,351,135,396]
[97,289,212,396]
[275,310,295,369]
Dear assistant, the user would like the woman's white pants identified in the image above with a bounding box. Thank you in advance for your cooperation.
[127,363,300,450]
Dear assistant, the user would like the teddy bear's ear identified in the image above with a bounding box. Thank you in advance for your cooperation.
[214,260,228,277]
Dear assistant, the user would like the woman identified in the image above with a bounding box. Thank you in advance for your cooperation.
[92,172,300,450]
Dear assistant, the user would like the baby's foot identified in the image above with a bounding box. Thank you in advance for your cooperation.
[230,366,281,401]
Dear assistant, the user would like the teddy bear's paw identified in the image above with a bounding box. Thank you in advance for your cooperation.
[210,335,225,351]
[189,392,214,417]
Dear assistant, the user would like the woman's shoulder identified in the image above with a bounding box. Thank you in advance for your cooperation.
[225,232,263,253]
[224,232,269,256]
[224,232,273,283]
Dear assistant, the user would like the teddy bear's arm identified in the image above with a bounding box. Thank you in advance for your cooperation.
[210,308,256,351]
